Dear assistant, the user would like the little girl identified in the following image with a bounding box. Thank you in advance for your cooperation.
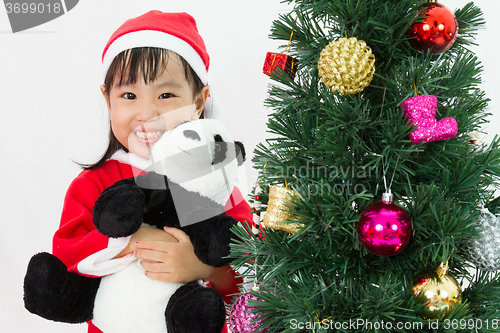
[51,10,251,333]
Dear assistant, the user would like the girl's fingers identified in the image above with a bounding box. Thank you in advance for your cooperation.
[140,260,185,283]
[140,258,169,272]
[143,271,180,283]
[134,232,196,283]
[163,227,190,243]
[135,248,169,263]
[135,240,170,251]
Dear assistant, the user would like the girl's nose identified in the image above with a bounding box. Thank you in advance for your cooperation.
[135,99,160,122]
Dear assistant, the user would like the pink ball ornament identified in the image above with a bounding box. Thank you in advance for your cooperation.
[357,193,412,256]
[229,292,269,333]
[401,95,458,144]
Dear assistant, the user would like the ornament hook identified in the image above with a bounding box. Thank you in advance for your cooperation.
[413,79,420,96]
[381,154,400,203]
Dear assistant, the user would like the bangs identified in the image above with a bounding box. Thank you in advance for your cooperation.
[106,47,171,87]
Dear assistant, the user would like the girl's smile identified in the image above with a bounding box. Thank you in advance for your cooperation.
[133,129,166,145]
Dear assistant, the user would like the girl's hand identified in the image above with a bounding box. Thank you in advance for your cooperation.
[135,227,217,283]
[113,226,177,259]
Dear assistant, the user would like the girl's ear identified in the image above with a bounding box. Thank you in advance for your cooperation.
[100,85,111,110]
[194,85,210,118]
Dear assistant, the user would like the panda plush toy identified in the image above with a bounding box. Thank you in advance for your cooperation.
[24,119,246,333]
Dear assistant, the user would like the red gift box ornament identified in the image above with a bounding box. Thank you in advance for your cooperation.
[263,52,298,79]
[263,28,298,79]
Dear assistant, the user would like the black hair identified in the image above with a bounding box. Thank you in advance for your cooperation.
[79,47,205,170]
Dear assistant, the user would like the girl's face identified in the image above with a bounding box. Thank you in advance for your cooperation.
[101,54,209,159]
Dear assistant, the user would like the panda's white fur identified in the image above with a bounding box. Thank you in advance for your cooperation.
[92,119,240,333]
[93,259,186,333]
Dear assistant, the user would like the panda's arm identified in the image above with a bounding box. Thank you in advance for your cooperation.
[93,171,177,238]
[182,214,238,268]
[93,177,147,238]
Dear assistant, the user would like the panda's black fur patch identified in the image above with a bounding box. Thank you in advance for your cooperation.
[235,141,245,166]
[183,129,201,141]
[212,135,227,165]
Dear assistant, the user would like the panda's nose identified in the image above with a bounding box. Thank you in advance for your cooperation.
[183,130,201,141]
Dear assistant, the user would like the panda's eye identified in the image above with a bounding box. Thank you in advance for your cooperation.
[212,135,227,165]
[183,130,201,141]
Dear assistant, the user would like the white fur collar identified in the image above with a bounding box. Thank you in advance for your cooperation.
[110,150,152,171]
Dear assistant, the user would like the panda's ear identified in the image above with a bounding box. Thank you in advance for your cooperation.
[235,141,246,166]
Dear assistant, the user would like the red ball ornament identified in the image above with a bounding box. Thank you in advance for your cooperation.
[357,192,412,256]
[407,2,458,54]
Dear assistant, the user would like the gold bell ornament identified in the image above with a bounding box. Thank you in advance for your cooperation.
[318,36,375,95]
[263,185,304,234]
[412,262,462,319]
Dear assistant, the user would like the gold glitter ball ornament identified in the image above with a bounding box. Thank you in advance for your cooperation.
[263,186,304,234]
[318,37,375,95]
[412,263,462,319]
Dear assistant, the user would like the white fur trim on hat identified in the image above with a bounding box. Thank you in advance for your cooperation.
[102,30,208,84]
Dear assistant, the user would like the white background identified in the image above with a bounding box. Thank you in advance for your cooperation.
[0,1,498,332]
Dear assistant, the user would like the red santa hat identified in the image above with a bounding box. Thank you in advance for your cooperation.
[102,11,210,85]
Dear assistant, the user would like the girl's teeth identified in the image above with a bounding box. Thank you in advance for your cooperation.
[135,131,163,139]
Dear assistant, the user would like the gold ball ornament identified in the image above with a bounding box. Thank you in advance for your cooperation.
[318,37,375,95]
[412,263,462,319]
[263,186,304,234]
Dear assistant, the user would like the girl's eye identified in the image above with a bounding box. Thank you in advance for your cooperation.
[159,93,174,99]
[122,92,136,99]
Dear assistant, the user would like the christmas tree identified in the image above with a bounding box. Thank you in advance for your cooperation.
[229,0,500,332]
